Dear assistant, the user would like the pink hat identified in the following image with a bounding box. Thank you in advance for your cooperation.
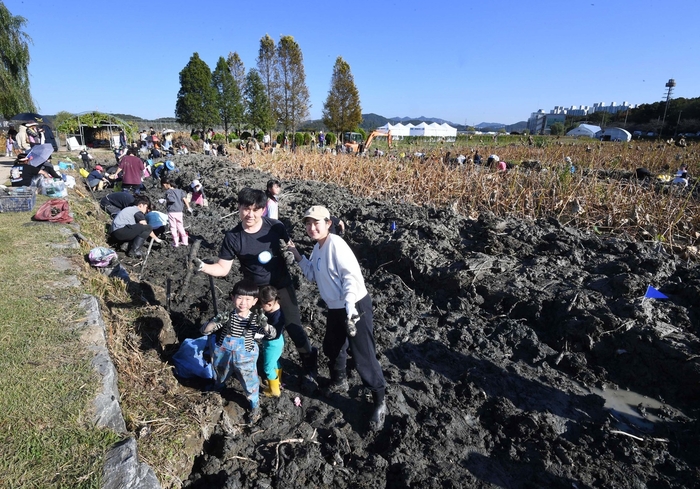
[95,165,103,171]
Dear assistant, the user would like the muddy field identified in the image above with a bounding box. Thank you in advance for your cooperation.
[93,152,699,488]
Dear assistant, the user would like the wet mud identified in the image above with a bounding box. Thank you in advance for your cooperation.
[94,153,700,488]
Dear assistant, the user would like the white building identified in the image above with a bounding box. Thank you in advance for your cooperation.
[566,123,601,138]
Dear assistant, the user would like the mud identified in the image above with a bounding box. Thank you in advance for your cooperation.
[93,153,700,488]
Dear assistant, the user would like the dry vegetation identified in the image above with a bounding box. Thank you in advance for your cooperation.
[247,138,699,258]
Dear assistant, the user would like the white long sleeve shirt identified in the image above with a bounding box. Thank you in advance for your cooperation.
[298,234,368,309]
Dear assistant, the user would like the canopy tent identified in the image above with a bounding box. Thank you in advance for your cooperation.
[67,112,131,150]
[567,123,601,138]
[377,122,413,139]
[598,127,632,142]
[409,122,457,139]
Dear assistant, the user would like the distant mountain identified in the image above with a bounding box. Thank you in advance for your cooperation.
[301,114,526,133]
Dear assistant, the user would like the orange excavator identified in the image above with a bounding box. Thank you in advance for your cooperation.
[343,130,392,154]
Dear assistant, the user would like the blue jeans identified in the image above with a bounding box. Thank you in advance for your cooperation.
[208,335,260,409]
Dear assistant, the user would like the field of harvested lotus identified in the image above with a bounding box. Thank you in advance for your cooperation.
[69,136,698,488]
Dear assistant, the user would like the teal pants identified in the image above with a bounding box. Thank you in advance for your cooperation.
[261,335,284,381]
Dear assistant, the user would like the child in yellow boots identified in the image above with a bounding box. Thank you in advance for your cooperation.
[258,286,286,397]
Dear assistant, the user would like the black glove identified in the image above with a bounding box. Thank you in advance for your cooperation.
[279,239,296,266]
[193,257,204,272]
[257,309,268,329]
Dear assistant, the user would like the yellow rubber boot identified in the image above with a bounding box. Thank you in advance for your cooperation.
[276,369,282,384]
[263,378,281,397]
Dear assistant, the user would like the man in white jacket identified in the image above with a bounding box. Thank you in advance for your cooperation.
[289,205,388,431]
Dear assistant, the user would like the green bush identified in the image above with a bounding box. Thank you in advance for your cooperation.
[325,132,336,145]
[191,133,200,141]
[303,132,312,145]
[212,133,226,142]
[294,132,305,147]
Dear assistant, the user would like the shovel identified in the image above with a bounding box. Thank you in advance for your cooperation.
[138,237,155,280]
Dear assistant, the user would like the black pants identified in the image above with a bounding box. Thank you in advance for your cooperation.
[111,224,151,243]
[323,294,386,393]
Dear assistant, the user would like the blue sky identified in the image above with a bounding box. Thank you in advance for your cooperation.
[6,0,699,125]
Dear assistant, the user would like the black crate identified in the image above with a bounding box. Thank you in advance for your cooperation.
[0,187,37,213]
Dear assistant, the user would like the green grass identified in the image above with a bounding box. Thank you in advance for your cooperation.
[0,207,121,488]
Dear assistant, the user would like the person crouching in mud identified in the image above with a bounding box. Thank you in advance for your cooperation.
[287,205,388,431]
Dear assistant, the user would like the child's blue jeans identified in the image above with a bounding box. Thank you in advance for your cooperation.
[208,335,260,409]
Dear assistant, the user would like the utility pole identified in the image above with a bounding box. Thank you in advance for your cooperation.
[660,78,675,139]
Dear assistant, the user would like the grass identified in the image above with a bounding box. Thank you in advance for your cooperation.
[0,205,120,488]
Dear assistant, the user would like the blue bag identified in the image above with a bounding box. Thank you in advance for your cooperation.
[172,336,214,379]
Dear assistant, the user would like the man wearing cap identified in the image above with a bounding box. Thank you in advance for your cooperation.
[113,147,145,192]
[193,187,318,380]
[288,205,388,431]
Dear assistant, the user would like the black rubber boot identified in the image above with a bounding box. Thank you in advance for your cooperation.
[326,370,349,394]
[301,347,318,376]
[128,236,146,258]
[369,390,388,431]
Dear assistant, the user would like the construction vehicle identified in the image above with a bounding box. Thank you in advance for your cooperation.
[343,130,392,154]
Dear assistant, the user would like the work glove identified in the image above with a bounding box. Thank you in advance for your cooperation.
[257,309,269,328]
[263,324,276,338]
[192,257,204,272]
[187,208,193,214]
[279,239,296,266]
[158,198,166,204]
[154,237,163,244]
[344,302,359,338]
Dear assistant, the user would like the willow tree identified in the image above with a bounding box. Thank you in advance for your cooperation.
[275,35,310,134]
[0,3,36,118]
[212,56,243,139]
[322,56,362,137]
[175,53,218,131]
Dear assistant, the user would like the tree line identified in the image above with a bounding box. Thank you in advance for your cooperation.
[175,34,363,141]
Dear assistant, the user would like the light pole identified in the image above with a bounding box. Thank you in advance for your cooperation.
[661,78,675,139]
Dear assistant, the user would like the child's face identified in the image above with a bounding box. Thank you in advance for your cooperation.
[232,294,258,315]
[261,299,278,313]
[270,184,281,196]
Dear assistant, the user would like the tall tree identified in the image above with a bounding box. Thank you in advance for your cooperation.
[175,53,218,131]
[226,51,246,99]
[275,35,310,134]
[212,56,243,139]
[244,69,273,136]
[0,3,36,118]
[322,56,362,137]
[256,35,278,127]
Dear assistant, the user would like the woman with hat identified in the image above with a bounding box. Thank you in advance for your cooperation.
[288,205,388,431]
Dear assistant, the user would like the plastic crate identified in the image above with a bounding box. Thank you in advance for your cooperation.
[0,187,37,213]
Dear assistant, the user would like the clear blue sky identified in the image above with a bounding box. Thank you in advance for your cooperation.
[6,0,699,126]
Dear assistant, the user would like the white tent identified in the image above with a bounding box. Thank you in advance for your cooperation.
[409,122,431,136]
[567,123,601,138]
[598,127,632,142]
[377,122,412,138]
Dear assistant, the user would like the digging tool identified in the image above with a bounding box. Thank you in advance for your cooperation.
[166,278,172,312]
[177,239,202,301]
[209,274,219,316]
[138,237,155,280]
[219,211,237,220]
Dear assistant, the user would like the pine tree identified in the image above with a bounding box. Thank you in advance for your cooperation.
[175,53,219,131]
[322,56,362,137]
[276,35,310,134]
[244,69,273,136]
[0,3,36,118]
[212,56,243,140]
